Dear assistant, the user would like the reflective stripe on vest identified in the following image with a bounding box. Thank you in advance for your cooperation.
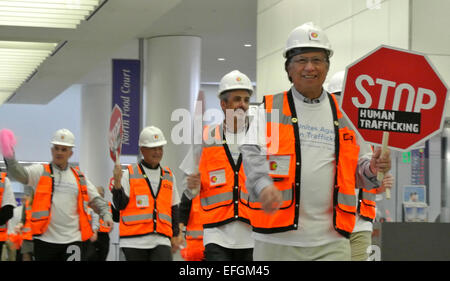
[201,191,233,208]
[122,213,153,223]
[119,164,174,238]
[198,124,252,228]
[32,210,49,220]
[186,230,203,239]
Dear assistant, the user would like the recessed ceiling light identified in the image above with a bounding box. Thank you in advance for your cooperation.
[217,58,226,61]
[244,44,252,47]
[0,0,103,29]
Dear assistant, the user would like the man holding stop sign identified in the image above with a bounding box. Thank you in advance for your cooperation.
[240,22,392,261]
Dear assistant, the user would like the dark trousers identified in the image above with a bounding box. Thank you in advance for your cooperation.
[34,239,87,261]
[205,243,253,261]
[86,232,110,261]
[122,245,172,261]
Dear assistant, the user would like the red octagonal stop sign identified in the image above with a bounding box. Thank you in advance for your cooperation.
[341,45,449,151]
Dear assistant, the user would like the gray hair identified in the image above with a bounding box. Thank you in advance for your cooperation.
[219,91,232,102]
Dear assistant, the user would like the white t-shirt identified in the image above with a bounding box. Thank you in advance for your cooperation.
[25,164,100,244]
[117,164,180,249]
[179,126,254,249]
[1,177,17,209]
[7,205,22,234]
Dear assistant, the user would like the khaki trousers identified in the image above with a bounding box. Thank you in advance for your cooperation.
[349,231,372,261]
[253,239,351,261]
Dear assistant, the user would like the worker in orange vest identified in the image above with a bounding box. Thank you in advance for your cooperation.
[240,22,392,260]
[4,128,113,261]
[180,70,254,261]
[112,126,183,261]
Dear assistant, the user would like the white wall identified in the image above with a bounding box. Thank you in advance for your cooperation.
[0,85,81,162]
[410,0,450,118]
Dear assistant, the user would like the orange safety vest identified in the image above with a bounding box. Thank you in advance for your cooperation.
[249,91,358,237]
[98,202,112,233]
[119,164,174,238]
[21,199,33,241]
[0,172,8,241]
[182,195,205,261]
[198,125,252,228]
[31,164,93,241]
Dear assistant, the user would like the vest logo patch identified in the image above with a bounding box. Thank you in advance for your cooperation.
[136,195,149,208]
[208,169,226,187]
[268,155,290,176]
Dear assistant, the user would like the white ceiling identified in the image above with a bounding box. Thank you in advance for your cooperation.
[1,0,257,104]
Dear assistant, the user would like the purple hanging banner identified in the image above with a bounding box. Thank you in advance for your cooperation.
[112,59,140,155]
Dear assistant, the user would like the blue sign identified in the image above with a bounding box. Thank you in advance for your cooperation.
[112,59,140,155]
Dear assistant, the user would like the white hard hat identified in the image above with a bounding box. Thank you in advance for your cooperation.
[51,128,75,147]
[284,22,333,58]
[218,70,253,97]
[327,70,346,94]
[139,126,167,148]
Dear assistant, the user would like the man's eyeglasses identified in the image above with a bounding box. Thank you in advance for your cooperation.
[291,56,327,66]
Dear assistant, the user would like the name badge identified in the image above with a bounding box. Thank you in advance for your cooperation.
[268,155,291,177]
[208,169,226,187]
[136,195,149,208]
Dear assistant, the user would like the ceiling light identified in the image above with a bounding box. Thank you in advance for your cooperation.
[217,58,226,61]
[244,44,252,47]
[0,0,103,29]
[0,40,58,104]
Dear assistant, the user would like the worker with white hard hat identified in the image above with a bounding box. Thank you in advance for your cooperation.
[326,70,346,99]
[239,22,392,261]
[179,70,255,261]
[112,126,182,261]
[3,128,113,261]
[326,70,396,260]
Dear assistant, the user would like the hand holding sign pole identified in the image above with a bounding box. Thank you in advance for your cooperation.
[340,45,449,200]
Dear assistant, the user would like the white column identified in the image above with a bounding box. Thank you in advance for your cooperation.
[144,36,202,186]
[80,83,119,260]
[80,83,114,190]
